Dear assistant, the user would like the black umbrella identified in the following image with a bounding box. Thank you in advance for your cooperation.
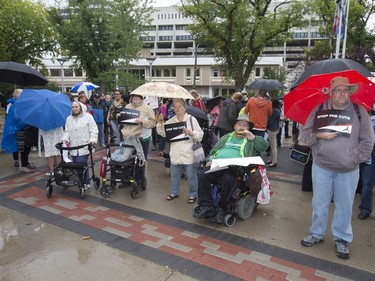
[0,61,48,86]
[205,96,226,111]
[248,79,285,91]
[186,105,208,121]
[292,58,372,89]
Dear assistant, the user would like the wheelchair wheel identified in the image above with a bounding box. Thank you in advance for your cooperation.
[46,184,53,198]
[130,183,141,199]
[94,177,100,190]
[236,195,257,220]
[100,184,114,198]
[224,214,236,227]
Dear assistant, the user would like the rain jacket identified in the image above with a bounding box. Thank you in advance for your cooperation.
[1,99,25,153]
[216,99,239,131]
[91,101,105,124]
[62,103,98,156]
[157,113,203,165]
[244,97,272,131]
[121,100,156,138]
[299,100,374,172]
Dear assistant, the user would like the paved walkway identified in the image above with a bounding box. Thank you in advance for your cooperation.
[0,143,374,281]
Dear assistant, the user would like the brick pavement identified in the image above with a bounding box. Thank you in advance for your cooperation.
[0,165,374,281]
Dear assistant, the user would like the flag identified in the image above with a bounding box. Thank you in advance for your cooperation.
[333,0,347,41]
[332,0,342,35]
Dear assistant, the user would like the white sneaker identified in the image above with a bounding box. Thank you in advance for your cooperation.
[20,167,34,173]
[31,146,37,152]
[84,184,91,191]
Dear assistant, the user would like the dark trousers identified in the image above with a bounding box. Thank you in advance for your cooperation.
[20,146,31,168]
[284,120,290,137]
[13,151,19,161]
[198,169,236,210]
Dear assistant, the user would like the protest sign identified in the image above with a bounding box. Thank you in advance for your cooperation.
[164,121,188,142]
[313,109,353,136]
[118,108,140,125]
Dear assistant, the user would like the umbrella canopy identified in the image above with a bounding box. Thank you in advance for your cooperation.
[71,82,99,93]
[186,105,208,121]
[0,61,48,86]
[248,79,285,91]
[131,82,194,99]
[205,96,226,111]
[292,58,372,89]
[284,70,375,125]
[13,89,71,131]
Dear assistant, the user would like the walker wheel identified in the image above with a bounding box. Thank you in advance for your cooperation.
[224,214,236,227]
[100,184,114,198]
[46,184,53,198]
[94,177,100,190]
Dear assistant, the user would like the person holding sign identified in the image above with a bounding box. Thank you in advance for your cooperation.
[193,114,269,222]
[156,99,203,203]
[299,76,374,259]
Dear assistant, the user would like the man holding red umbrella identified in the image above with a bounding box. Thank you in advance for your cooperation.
[299,76,374,259]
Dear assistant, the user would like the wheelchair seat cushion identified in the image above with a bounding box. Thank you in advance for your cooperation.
[59,162,87,169]
[109,157,135,167]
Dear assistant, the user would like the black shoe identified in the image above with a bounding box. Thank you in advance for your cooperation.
[214,208,225,224]
[358,212,370,220]
[285,136,291,138]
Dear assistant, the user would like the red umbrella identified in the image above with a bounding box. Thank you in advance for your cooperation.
[284,70,375,125]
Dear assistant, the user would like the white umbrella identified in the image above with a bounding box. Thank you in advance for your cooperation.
[131,82,194,99]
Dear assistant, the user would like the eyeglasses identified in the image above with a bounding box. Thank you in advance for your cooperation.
[332,89,350,94]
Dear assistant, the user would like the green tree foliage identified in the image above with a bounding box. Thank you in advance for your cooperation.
[180,0,308,91]
[50,0,153,92]
[307,0,375,69]
[0,0,57,64]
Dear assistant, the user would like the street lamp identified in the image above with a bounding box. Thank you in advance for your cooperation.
[193,44,199,89]
[146,57,156,82]
[57,57,68,93]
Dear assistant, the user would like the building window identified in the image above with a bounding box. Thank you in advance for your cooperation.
[164,69,170,77]
[195,68,200,79]
[155,69,162,77]
[255,68,261,77]
[213,69,219,77]
[50,69,60,76]
[176,35,193,41]
[64,68,73,77]
[186,68,191,79]
[159,36,173,41]
[176,25,185,30]
[159,25,173,30]
[75,68,83,76]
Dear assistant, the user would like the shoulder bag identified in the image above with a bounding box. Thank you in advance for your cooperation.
[289,143,311,165]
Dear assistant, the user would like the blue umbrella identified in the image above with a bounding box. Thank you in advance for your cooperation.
[71,82,99,93]
[13,89,71,131]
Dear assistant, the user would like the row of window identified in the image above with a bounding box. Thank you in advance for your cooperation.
[294,32,326,39]
[157,13,184,20]
[49,68,83,77]
[143,24,187,31]
[140,35,193,42]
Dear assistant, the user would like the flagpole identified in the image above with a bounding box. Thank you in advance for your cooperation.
[342,0,350,58]
[335,4,343,59]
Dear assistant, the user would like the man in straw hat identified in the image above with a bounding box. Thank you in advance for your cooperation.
[193,114,269,223]
[299,75,374,259]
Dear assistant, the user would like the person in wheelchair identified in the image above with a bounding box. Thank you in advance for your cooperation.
[194,114,269,223]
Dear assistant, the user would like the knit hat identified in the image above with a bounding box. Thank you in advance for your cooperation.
[328,76,358,95]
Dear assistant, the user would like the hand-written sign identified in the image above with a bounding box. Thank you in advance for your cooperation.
[118,108,140,125]
[313,109,353,135]
[164,121,189,142]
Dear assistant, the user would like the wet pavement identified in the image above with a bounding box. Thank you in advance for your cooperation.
[0,138,374,281]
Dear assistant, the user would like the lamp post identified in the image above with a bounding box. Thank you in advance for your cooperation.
[146,57,156,82]
[57,57,68,93]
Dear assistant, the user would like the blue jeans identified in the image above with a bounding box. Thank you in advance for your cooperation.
[96,123,104,145]
[71,154,90,185]
[359,156,375,215]
[310,164,359,242]
[170,163,198,197]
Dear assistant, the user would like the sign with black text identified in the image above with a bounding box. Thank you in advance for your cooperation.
[313,109,353,136]
[118,108,140,125]
[165,121,188,142]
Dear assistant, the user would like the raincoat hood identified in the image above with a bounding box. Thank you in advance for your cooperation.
[253,97,269,108]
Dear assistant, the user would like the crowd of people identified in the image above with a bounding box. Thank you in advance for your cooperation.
[0,83,374,261]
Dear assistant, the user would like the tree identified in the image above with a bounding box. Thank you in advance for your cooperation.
[306,0,375,69]
[49,0,153,92]
[180,0,308,91]
[0,0,57,64]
